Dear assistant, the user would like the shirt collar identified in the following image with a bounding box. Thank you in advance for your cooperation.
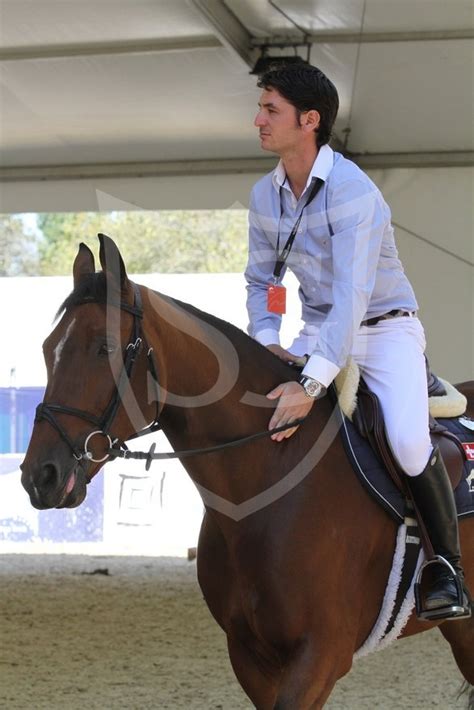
[272,143,334,195]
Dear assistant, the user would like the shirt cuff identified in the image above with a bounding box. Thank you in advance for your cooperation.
[302,355,340,389]
[254,329,281,347]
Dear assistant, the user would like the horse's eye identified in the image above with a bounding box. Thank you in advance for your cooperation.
[98,343,117,356]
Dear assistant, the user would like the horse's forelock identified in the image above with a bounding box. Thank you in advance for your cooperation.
[55,272,109,321]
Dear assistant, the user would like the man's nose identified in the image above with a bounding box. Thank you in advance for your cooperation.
[254,111,265,127]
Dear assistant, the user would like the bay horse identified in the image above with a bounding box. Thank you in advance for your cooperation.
[21,235,474,708]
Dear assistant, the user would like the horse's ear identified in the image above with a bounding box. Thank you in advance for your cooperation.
[73,243,96,288]
[98,233,128,290]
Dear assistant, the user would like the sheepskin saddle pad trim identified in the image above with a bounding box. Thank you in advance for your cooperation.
[334,359,467,421]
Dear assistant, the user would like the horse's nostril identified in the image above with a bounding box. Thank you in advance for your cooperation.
[40,462,60,490]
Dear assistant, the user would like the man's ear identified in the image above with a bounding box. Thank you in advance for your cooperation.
[301,109,320,133]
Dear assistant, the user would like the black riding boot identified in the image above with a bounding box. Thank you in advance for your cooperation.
[406,447,471,621]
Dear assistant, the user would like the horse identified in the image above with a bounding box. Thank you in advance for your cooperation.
[21,235,474,708]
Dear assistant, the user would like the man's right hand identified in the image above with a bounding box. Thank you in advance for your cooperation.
[266,344,307,367]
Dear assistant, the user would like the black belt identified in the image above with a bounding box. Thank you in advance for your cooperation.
[361,309,417,327]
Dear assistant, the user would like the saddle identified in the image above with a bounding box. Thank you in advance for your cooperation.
[352,366,467,555]
[353,377,466,493]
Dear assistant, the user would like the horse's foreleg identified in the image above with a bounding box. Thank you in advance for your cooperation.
[272,639,352,710]
[226,633,281,709]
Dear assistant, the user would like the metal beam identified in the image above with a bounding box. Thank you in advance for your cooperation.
[1,151,473,184]
[2,28,470,64]
[0,36,221,62]
[0,158,277,183]
[252,28,474,47]
[348,150,474,169]
[190,0,257,67]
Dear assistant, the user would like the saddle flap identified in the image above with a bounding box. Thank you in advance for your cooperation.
[353,382,465,495]
[352,380,406,492]
[430,420,464,490]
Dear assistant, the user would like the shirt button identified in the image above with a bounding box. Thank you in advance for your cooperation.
[298,228,303,233]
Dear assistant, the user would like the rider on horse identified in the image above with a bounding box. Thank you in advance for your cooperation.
[245,61,471,620]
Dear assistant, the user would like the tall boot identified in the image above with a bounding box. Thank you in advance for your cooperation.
[406,447,471,620]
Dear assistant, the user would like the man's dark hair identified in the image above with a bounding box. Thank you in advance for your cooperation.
[257,63,339,147]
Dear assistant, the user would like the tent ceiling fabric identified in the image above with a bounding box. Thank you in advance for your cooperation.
[0,0,473,212]
[231,0,474,35]
[0,1,213,46]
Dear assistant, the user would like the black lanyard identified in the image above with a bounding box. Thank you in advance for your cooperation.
[273,176,324,282]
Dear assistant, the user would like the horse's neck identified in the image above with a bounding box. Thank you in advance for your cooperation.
[146,289,276,433]
[144,289,308,502]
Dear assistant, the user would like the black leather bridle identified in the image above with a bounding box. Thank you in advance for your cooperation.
[34,282,161,471]
[35,281,308,475]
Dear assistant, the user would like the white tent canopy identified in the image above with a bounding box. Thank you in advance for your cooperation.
[0,0,473,212]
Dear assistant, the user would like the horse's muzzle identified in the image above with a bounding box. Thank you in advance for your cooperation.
[20,458,87,510]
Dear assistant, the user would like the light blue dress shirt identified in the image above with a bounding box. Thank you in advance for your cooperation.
[245,144,418,387]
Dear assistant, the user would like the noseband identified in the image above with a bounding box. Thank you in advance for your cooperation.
[35,283,161,470]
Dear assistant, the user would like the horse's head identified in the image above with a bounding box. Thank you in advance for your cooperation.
[21,234,155,509]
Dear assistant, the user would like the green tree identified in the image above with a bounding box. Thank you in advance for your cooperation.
[0,215,39,276]
[37,212,115,275]
[37,210,249,275]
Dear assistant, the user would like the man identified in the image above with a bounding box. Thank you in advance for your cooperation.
[245,61,470,620]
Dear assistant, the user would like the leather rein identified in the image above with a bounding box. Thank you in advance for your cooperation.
[35,282,306,475]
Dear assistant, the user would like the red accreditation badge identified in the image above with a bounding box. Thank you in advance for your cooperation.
[267,284,286,314]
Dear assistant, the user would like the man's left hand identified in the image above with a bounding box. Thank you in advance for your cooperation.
[267,381,314,442]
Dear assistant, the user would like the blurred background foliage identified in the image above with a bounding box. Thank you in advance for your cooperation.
[0,209,248,276]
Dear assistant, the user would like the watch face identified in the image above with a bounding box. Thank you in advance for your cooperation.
[306,381,320,396]
[301,378,321,397]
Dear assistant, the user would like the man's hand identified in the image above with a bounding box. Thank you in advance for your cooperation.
[266,344,307,367]
[267,381,314,442]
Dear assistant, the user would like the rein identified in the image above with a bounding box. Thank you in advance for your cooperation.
[36,282,307,475]
[107,416,308,471]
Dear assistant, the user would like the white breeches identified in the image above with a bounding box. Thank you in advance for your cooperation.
[351,316,432,477]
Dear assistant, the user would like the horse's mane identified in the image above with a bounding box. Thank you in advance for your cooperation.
[56,273,295,381]
[168,292,295,379]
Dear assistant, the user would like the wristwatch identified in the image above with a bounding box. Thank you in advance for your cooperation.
[298,375,326,399]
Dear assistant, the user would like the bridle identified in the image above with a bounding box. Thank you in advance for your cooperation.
[35,282,161,473]
[35,281,308,477]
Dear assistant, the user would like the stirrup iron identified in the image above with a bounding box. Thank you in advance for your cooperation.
[414,555,472,621]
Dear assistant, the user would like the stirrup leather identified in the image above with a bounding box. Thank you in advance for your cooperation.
[414,555,472,621]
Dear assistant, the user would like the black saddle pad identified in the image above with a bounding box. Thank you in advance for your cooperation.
[339,411,474,523]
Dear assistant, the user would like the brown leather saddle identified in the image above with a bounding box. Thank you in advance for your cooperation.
[353,370,465,492]
[353,367,466,555]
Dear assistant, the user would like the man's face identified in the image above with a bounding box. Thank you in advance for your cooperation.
[254,87,305,155]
